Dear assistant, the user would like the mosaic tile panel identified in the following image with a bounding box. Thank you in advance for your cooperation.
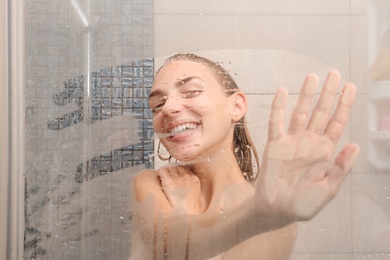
[46,61,155,183]
[24,0,154,259]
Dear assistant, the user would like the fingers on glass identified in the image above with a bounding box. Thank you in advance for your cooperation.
[307,70,341,134]
[327,143,360,195]
[323,83,356,144]
[268,87,288,140]
[288,74,319,134]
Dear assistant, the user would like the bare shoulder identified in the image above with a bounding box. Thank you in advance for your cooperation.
[133,169,173,213]
[133,169,161,202]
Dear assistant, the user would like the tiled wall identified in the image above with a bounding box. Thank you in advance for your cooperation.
[24,0,153,259]
[154,0,390,259]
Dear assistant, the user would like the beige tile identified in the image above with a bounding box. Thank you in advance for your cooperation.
[351,0,369,15]
[155,15,351,80]
[365,84,390,171]
[353,253,390,259]
[155,0,350,15]
[293,175,352,252]
[155,49,354,107]
[351,16,368,94]
[246,95,273,157]
[350,94,371,173]
[352,173,390,252]
[291,253,353,260]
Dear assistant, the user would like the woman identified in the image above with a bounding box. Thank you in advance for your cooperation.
[130,53,359,259]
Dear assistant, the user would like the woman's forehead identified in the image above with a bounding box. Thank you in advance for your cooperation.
[153,60,219,89]
[156,60,213,80]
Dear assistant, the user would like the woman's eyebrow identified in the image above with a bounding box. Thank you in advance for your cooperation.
[175,76,203,86]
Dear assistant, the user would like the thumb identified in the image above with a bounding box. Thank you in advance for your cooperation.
[327,143,360,196]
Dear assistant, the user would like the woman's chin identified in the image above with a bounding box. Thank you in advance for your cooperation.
[170,154,198,163]
[170,152,208,164]
[168,144,229,164]
[167,144,202,161]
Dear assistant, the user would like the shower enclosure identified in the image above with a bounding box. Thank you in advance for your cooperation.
[2,0,154,259]
[2,0,390,259]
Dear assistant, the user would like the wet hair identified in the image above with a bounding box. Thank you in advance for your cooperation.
[157,53,260,182]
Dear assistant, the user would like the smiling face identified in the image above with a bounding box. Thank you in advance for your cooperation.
[150,60,243,162]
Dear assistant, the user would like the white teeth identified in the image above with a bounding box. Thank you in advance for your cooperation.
[170,123,198,136]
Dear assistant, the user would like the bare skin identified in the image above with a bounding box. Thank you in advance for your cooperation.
[130,60,359,260]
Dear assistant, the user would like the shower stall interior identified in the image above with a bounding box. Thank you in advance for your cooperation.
[2,0,390,259]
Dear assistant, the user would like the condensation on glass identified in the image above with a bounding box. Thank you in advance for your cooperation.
[23,0,153,259]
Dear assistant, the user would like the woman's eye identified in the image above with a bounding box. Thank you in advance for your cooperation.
[152,103,164,113]
[183,90,202,98]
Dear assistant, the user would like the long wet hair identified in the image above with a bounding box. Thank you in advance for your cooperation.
[156,53,260,182]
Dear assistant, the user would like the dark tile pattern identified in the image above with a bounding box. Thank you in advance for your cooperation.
[46,61,155,183]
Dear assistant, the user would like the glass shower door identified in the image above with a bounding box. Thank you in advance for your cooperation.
[3,0,154,259]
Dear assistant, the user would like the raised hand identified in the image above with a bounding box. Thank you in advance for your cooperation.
[256,71,360,221]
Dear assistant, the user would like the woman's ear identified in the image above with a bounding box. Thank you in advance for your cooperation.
[231,91,248,122]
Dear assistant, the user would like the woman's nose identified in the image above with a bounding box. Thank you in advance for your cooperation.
[161,94,183,116]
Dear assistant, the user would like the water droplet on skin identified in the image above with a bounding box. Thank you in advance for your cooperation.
[219,209,226,218]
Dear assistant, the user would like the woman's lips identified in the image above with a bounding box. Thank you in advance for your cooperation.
[165,122,202,143]
[169,123,201,137]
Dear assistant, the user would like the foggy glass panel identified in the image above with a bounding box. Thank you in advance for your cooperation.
[24,0,153,258]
